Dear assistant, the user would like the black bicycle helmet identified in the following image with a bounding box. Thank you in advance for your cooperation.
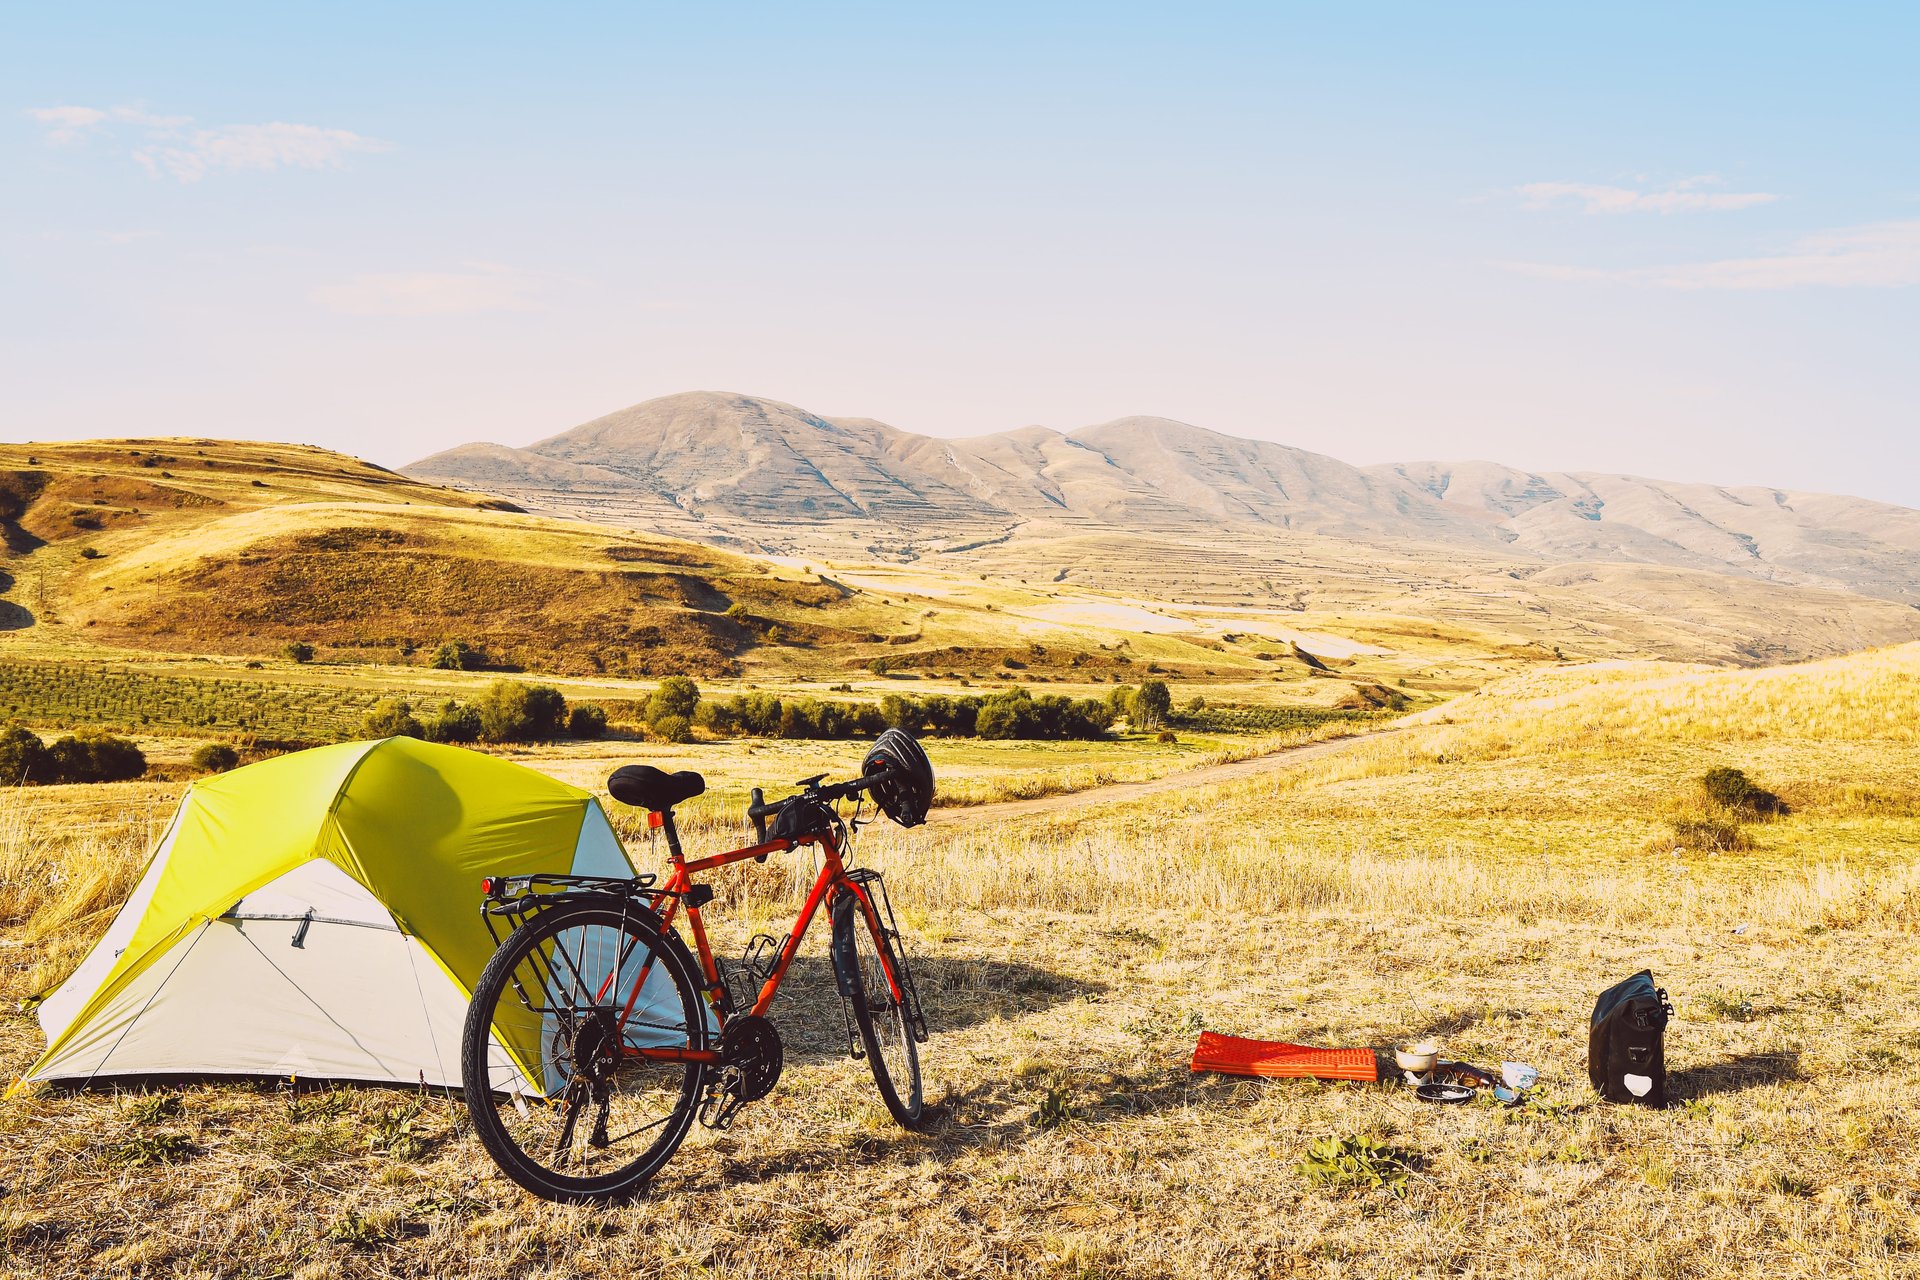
[862,728,933,827]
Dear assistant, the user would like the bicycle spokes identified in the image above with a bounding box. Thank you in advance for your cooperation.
[467,910,703,1186]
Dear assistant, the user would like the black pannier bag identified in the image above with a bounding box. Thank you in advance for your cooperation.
[1588,970,1674,1107]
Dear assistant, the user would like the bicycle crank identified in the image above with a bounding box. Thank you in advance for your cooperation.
[697,1015,784,1130]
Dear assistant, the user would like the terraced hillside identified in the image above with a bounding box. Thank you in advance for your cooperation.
[410,391,1920,605]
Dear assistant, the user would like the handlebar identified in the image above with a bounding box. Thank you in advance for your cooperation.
[747,765,897,844]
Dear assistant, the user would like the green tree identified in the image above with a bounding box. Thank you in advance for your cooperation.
[645,676,701,726]
[568,703,609,739]
[430,640,487,671]
[282,641,316,664]
[477,680,569,743]
[361,698,424,740]
[0,724,50,784]
[652,713,693,744]
[1129,679,1172,730]
[422,699,482,744]
[188,742,240,774]
[45,732,145,783]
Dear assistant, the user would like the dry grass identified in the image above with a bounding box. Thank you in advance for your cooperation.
[3,648,1919,1277]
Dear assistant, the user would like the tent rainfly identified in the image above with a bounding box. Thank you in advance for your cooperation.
[19,736,676,1091]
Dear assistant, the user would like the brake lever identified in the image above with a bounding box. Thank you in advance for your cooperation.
[750,787,769,848]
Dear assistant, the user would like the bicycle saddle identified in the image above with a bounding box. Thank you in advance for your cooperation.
[608,765,706,812]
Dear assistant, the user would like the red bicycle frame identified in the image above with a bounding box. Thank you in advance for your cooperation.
[610,808,905,1065]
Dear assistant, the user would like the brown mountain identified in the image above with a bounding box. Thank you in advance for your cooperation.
[409,391,1920,605]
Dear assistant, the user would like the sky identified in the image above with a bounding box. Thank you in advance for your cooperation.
[5,3,1918,505]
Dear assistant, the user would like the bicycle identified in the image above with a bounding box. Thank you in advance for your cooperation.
[459,728,935,1203]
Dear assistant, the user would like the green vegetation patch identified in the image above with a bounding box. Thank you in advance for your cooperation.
[0,659,386,738]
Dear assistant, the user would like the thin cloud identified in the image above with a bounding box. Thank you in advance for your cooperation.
[310,266,547,317]
[1505,220,1920,290]
[1517,177,1778,215]
[24,103,387,181]
[136,123,392,182]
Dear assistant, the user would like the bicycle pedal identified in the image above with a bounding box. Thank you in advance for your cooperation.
[698,1067,748,1131]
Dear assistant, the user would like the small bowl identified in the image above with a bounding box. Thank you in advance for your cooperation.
[1395,1042,1440,1074]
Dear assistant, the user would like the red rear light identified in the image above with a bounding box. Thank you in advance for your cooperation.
[647,811,665,829]
[480,877,495,896]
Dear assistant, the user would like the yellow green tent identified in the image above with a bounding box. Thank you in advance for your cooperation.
[23,736,657,1089]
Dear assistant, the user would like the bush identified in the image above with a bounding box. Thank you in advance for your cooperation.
[652,714,693,744]
[44,732,146,783]
[568,703,608,739]
[1701,767,1785,817]
[188,742,240,774]
[430,640,487,671]
[361,698,424,740]
[282,641,316,664]
[1669,817,1752,853]
[0,723,51,784]
[477,680,569,743]
[422,699,482,744]
[79,546,102,560]
[645,677,701,727]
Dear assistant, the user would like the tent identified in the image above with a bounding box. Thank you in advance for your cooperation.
[21,736,671,1091]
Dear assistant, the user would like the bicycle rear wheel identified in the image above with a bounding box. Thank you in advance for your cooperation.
[460,899,706,1203]
[830,888,924,1128]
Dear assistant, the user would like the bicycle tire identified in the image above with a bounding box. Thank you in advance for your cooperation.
[830,889,924,1128]
[460,899,707,1203]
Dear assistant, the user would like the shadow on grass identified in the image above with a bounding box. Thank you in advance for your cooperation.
[716,952,1100,1068]
[1669,1051,1802,1098]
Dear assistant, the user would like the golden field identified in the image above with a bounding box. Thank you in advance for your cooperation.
[3,645,1917,1277]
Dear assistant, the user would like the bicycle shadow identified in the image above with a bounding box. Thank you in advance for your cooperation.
[735,953,1100,1068]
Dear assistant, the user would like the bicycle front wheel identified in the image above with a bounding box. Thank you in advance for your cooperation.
[460,899,707,1203]
[830,888,924,1128]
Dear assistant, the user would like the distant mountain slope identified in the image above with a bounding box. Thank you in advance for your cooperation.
[1374,461,1920,603]
[408,391,1920,605]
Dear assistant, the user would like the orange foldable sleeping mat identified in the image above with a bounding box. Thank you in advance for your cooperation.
[1190,1031,1379,1082]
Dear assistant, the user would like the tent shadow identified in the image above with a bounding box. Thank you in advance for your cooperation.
[1669,1051,1802,1099]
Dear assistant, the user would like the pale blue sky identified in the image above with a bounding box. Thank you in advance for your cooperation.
[5,3,1918,504]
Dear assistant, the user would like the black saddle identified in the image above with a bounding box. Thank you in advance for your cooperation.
[607,765,706,812]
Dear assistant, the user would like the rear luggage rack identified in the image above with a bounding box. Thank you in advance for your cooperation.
[478,872,660,947]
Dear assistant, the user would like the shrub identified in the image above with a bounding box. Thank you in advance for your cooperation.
[1701,767,1785,818]
[282,641,316,664]
[652,713,693,744]
[477,680,569,743]
[568,703,608,739]
[430,640,487,671]
[0,723,51,784]
[645,676,701,727]
[44,732,146,783]
[422,699,482,744]
[188,742,240,774]
[79,546,102,560]
[1669,817,1752,853]
[360,698,424,740]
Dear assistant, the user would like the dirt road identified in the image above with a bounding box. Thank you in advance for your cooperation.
[928,727,1403,824]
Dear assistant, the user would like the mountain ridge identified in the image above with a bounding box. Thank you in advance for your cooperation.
[409,391,1920,605]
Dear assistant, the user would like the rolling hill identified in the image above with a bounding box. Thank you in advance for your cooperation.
[410,391,1920,605]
